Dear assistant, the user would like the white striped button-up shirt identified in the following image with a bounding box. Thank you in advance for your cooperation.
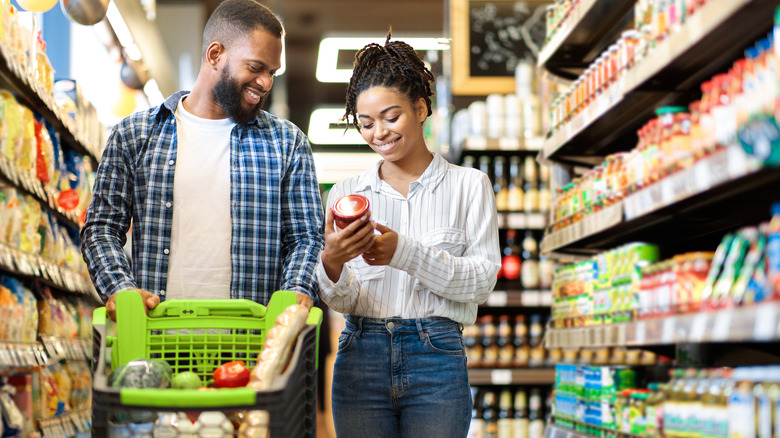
[318,153,501,325]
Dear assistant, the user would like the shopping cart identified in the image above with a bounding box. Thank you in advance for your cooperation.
[91,289,322,437]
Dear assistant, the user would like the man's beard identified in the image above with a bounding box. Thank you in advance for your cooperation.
[212,64,267,125]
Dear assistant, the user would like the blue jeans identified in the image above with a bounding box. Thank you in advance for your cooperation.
[332,315,472,438]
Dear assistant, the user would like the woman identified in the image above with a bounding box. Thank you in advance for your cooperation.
[318,31,501,438]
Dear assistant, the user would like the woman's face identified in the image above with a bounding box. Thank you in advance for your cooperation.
[355,86,427,163]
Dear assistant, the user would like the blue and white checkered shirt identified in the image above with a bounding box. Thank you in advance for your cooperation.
[80,91,324,304]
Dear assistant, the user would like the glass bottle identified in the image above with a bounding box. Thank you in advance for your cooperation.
[497,389,514,438]
[483,391,499,438]
[496,315,514,368]
[512,315,530,368]
[502,230,522,281]
[508,156,525,212]
[521,231,540,290]
[512,389,529,438]
[494,156,509,211]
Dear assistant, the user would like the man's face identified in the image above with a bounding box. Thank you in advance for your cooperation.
[212,29,282,124]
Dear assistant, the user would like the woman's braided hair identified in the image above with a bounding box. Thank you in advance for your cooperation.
[344,29,435,131]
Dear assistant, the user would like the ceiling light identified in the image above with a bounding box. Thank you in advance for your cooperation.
[308,108,364,145]
[316,36,450,83]
[143,78,165,106]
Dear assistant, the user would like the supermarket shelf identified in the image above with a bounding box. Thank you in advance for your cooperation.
[468,367,556,385]
[485,289,553,308]
[540,0,775,165]
[0,44,100,164]
[0,337,90,367]
[541,202,622,255]
[546,301,780,349]
[461,137,544,152]
[497,212,548,230]
[39,409,91,438]
[0,242,100,303]
[0,154,82,230]
[538,0,634,78]
[541,146,780,256]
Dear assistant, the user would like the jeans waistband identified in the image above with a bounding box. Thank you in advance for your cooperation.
[345,315,463,338]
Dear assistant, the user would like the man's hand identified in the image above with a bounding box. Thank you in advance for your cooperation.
[320,208,375,282]
[362,222,398,266]
[106,289,160,321]
[294,292,313,309]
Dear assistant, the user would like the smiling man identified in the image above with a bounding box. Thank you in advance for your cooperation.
[81,0,324,320]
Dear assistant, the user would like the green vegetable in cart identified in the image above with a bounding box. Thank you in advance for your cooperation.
[213,360,250,388]
[108,359,172,389]
[171,371,203,389]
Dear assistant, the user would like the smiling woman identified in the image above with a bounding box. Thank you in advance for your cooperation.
[318,30,501,438]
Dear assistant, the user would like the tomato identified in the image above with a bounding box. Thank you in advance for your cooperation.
[213,361,250,388]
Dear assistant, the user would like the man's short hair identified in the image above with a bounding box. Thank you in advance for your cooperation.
[202,0,284,57]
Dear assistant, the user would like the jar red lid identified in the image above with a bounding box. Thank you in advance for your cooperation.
[333,194,370,220]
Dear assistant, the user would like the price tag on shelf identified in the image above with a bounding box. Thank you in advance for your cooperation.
[541,292,553,307]
[754,304,778,341]
[522,291,542,307]
[712,311,732,342]
[527,214,547,230]
[466,137,487,150]
[499,138,520,150]
[689,313,709,342]
[490,369,513,385]
[634,321,646,344]
[662,318,676,343]
[487,291,508,307]
[507,213,526,229]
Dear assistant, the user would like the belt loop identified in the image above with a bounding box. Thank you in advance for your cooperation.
[415,319,425,341]
[355,316,364,339]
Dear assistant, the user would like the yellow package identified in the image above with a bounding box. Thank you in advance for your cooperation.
[18,194,41,254]
[18,105,35,173]
[1,90,19,161]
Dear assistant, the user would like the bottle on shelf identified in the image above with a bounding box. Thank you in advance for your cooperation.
[520,231,540,290]
[508,156,525,212]
[497,389,514,438]
[502,230,522,281]
[481,315,498,368]
[523,156,538,213]
[469,387,485,438]
[512,389,529,438]
[479,156,492,181]
[463,155,476,169]
[512,315,530,368]
[527,389,544,438]
[528,315,545,368]
[464,322,483,367]
[494,156,509,211]
[483,390,499,438]
[538,164,551,214]
[496,315,514,368]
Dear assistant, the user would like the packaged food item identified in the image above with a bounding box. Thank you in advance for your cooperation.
[332,194,370,230]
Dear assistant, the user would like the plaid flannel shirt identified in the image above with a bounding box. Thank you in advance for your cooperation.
[80,91,324,304]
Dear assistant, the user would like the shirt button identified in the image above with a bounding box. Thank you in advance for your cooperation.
[163,249,170,255]
[159,290,166,296]
[168,160,174,166]
[387,322,395,329]
[165,202,172,208]
[171,120,175,124]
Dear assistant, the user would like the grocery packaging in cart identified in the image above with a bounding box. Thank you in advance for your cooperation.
[91,290,322,437]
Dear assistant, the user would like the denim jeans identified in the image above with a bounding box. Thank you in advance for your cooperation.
[332,315,472,438]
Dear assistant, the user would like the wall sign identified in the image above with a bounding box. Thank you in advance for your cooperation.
[450,0,548,95]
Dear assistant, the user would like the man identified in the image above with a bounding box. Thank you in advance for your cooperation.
[80,0,324,320]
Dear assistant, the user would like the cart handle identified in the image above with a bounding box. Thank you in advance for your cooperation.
[149,298,266,318]
[119,387,257,408]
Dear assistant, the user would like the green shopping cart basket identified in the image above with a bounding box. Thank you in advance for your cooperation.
[91,290,322,437]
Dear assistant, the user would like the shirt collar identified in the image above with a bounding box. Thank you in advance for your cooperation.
[160,90,263,127]
[356,152,449,194]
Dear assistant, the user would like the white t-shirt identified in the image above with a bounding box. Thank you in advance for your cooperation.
[166,96,235,300]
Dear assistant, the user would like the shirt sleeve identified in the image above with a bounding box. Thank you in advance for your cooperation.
[79,122,137,302]
[388,172,500,304]
[279,128,325,301]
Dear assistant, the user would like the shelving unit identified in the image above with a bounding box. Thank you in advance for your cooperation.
[461,136,544,152]
[539,0,778,166]
[468,367,556,386]
[541,145,780,256]
[536,0,780,435]
[538,0,634,79]
[546,300,780,349]
[485,289,553,308]
[0,337,91,368]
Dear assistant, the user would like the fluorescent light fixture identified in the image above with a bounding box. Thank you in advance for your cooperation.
[316,36,450,83]
[307,108,365,145]
[313,152,380,184]
[276,36,286,76]
[106,1,143,61]
[143,79,165,106]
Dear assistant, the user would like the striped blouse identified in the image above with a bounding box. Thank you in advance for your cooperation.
[317,152,501,325]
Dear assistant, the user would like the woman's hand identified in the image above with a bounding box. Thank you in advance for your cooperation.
[321,208,376,282]
[362,222,398,266]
